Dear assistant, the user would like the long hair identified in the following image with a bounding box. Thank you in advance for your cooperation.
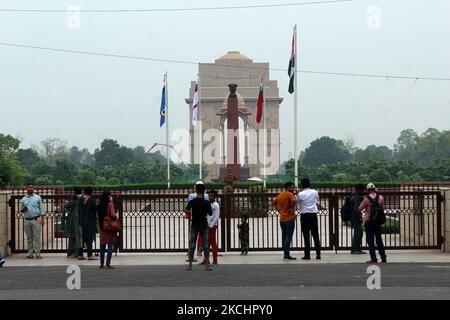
[97,191,111,230]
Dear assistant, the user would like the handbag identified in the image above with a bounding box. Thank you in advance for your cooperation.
[103,206,122,232]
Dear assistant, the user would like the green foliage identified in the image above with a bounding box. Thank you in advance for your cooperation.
[0,134,23,186]
[302,136,351,168]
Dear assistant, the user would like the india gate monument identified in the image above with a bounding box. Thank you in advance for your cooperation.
[185,51,283,182]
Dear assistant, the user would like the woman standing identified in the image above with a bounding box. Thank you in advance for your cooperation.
[78,187,97,260]
[97,191,118,269]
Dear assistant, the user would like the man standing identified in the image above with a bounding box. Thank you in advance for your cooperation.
[207,189,220,265]
[346,184,366,254]
[297,178,321,260]
[186,181,209,260]
[185,183,213,271]
[20,183,45,259]
[273,182,297,261]
[359,183,387,264]
[64,187,83,259]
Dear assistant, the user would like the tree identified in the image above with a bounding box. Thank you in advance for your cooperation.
[0,134,23,186]
[69,147,95,167]
[94,139,134,167]
[53,157,78,184]
[39,138,68,161]
[302,136,351,168]
[394,129,418,161]
[16,148,41,170]
[353,145,393,163]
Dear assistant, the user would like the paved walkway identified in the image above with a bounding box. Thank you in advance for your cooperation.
[2,250,450,267]
[1,263,450,300]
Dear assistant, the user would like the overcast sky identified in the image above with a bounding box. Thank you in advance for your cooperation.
[0,0,449,162]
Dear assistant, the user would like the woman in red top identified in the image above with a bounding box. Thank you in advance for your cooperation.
[97,192,119,269]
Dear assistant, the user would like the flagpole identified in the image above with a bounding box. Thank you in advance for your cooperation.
[198,73,203,181]
[166,72,171,189]
[294,25,299,188]
[263,77,267,189]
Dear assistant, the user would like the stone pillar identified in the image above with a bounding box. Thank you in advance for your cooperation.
[244,122,249,166]
[441,189,450,253]
[0,191,11,257]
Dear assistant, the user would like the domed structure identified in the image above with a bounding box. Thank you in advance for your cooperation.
[217,51,251,61]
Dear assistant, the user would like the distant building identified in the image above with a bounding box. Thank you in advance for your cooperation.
[185,51,283,181]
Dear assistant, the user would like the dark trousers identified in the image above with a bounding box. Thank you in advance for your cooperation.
[188,225,209,262]
[351,215,363,253]
[100,243,114,266]
[78,240,93,258]
[301,213,321,258]
[365,222,386,262]
[280,220,295,257]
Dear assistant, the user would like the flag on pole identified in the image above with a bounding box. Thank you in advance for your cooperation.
[256,74,264,124]
[288,30,296,94]
[192,82,199,126]
[160,75,166,127]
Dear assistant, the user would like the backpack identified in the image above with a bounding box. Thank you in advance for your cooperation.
[340,196,353,222]
[367,194,386,225]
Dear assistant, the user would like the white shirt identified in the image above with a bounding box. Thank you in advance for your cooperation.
[296,188,320,214]
[188,193,209,201]
[208,202,220,228]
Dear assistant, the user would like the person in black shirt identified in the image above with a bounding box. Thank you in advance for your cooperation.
[185,184,213,271]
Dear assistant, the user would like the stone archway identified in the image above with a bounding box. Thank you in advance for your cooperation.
[185,51,283,181]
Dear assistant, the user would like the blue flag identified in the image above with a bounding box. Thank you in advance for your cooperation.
[160,77,166,127]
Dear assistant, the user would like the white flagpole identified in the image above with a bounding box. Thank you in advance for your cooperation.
[263,76,267,189]
[198,73,203,181]
[166,72,171,189]
[294,25,299,188]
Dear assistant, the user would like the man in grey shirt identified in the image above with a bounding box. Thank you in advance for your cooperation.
[20,183,45,259]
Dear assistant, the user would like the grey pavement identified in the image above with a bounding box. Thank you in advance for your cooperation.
[1,263,450,300]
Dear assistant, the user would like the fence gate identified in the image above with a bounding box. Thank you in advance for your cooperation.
[8,191,443,253]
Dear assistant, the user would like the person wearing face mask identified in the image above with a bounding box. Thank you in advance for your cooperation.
[97,191,119,269]
[64,187,83,259]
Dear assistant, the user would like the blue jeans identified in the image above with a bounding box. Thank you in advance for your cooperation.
[351,215,363,253]
[100,243,114,266]
[280,220,295,257]
[365,222,386,262]
[189,225,209,262]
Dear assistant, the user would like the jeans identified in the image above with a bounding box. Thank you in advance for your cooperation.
[100,243,114,266]
[351,215,363,253]
[188,225,209,262]
[365,221,386,262]
[301,213,321,258]
[280,220,295,257]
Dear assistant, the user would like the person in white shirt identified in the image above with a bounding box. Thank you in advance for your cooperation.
[297,178,321,260]
[206,189,220,265]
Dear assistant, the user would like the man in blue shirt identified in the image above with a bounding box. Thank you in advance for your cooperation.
[20,183,45,259]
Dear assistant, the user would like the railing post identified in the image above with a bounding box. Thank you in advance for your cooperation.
[225,192,232,252]
[117,195,124,252]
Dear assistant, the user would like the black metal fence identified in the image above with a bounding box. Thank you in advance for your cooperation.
[8,191,443,253]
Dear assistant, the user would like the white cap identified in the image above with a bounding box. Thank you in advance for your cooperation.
[196,181,204,185]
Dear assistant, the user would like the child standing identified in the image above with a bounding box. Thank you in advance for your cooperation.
[237,217,249,255]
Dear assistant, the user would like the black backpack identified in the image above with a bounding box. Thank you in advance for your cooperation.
[367,194,386,225]
[340,196,353,222]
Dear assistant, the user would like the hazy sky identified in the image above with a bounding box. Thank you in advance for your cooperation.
[1,0,449,163]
